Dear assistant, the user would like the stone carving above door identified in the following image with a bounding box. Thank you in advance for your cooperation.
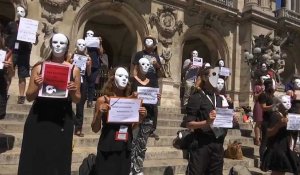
[149,5,183,46]
[40,0,80,24]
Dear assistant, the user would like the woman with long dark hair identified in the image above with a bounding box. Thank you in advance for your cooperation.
[18,33,81,175]
[91,67,147,175]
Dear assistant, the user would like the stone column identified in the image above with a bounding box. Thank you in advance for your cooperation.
[260,0,271,10]
[244,0,258,6]
[286,0,292,10]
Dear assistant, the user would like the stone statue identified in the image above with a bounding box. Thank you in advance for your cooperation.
[160,47,172,78]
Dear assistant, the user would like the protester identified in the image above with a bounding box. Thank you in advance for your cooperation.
[91,67,147,175]
[86,30,103,108]
[184,67,237,175]
[182,50,201,106]
[261,95,299,175]
[18,33,81,175]
[6,5,36,104]
[68,39,91,137]
[258,78,276,158]
[130,58,161,175]
[132,35,162,140]
[0,24,13,119]
[253,75,270,146]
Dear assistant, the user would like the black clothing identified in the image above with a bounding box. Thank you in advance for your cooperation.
[258,92,274,158]
[18,98,74,175]
[261,112,298,174]
[75,76,87,130]
[185,90,229,175]
[133,50,161,88]
[0,48,10,119]
[95,107,133,175]
[87,47,100,69]
[87,68,98,102]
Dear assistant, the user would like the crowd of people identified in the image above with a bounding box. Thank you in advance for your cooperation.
[1,5,300,175]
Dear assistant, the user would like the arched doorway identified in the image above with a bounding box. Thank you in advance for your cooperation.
[0,0,15,27]
[84,14,135,69]
[71,2,149,71]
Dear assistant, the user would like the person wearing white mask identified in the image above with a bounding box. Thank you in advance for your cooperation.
[85,30,103,108]
[261,95,299,175]
[182,50,202,106]
[130,58,161,175]
[68,39,92,137]
[18,33,81,175]
[5,5,37,104]
[132,35,162,139]
[91,67,147,175]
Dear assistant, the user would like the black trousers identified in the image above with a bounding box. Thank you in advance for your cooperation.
[0,72,7,119]
[260,120,268,158]
[186,142,224,175]
[87,68,99,102]
[75,77,87,130]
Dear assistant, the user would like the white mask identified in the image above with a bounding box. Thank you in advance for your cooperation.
[16,6,26,18]
[138,58,150,75]
[51,33,68,58]
[295,79,300,89]
[86,30,94,38]
[280,95,291,110]
[114,67,129,90]
[260,75,270,83]
[218,60,225,67]
[261,63,267,71]
[192,50,198,58]
[145,38,154,47]
[216,78,225,92]
[76,39,86,52]
[204,63,211,68]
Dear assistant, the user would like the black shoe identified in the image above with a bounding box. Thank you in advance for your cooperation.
[87,101,93,108]
[149,132,160,140]
[17,96,25,104]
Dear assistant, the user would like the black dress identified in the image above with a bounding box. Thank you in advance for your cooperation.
[261,112,298,174]
[95,108,133,175]
[18,66,75,175]
[0,48,10,119]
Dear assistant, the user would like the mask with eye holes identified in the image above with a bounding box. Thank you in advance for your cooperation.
[114,67,129,90]
[138,58,150,75]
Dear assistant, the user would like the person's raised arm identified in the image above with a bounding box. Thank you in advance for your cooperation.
[68,66,81,103]
[91,96,110,133]
[26,64,42,102]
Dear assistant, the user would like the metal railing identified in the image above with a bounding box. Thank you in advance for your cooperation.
[275,8,300,22]
[212,0,234,7]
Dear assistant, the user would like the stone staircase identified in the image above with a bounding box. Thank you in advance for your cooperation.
[0,77,270,175]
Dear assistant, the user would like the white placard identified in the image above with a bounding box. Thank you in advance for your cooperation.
[192,57,203,67]
[17,17,38,43]
[287,113,300,130]
[137,86,160,104]
[107,98,142,123]
[0,50,7,70]
[212,108,233,128]
[219,67,230,77]
[85,37,100,48]
[73,54,88,74]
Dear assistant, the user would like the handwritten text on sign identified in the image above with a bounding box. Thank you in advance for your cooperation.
[85,37,100,48]
[137,87,159,104]
[73,54,88,74]
[17,17,38,43]
[212,108,233,128]
[108,98,141,123]
[287,113,300,130]
[0,50,7,70]
[192,57,203,67]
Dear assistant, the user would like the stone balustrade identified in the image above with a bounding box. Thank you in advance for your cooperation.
[201,0,234,8]
[275,8,300,22]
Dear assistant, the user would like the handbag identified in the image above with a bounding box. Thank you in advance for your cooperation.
[0,133,15,153]
[173,129,197,150]
[224,140,243,160]
[79,153,96,175]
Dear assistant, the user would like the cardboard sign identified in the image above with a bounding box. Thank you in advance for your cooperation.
[17,17,38,43]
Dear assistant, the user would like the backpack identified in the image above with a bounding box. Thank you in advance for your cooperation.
[79,154,96,175]
[0,133,15,153]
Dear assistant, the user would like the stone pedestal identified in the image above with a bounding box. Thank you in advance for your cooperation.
[158,78,181,108]
[260,0,271,10]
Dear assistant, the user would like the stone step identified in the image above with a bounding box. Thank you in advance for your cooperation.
[0,146,184,165]
[5,104,185,120]
[2,112,184,127]
[4,132,181,148]
[224,135,254,146]
[0,158,188,175]
[0,121,183,137]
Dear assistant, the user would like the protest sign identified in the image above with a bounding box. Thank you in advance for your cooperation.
[17,17,38,43]
[137,87,159,104]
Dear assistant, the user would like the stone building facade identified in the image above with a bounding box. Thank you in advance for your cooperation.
[1,0,300,108]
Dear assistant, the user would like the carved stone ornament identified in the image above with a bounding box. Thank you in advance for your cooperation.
[149,5,183,46]
[186,0,199,16]
[41,0,80,24]
[160,46,172,78]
